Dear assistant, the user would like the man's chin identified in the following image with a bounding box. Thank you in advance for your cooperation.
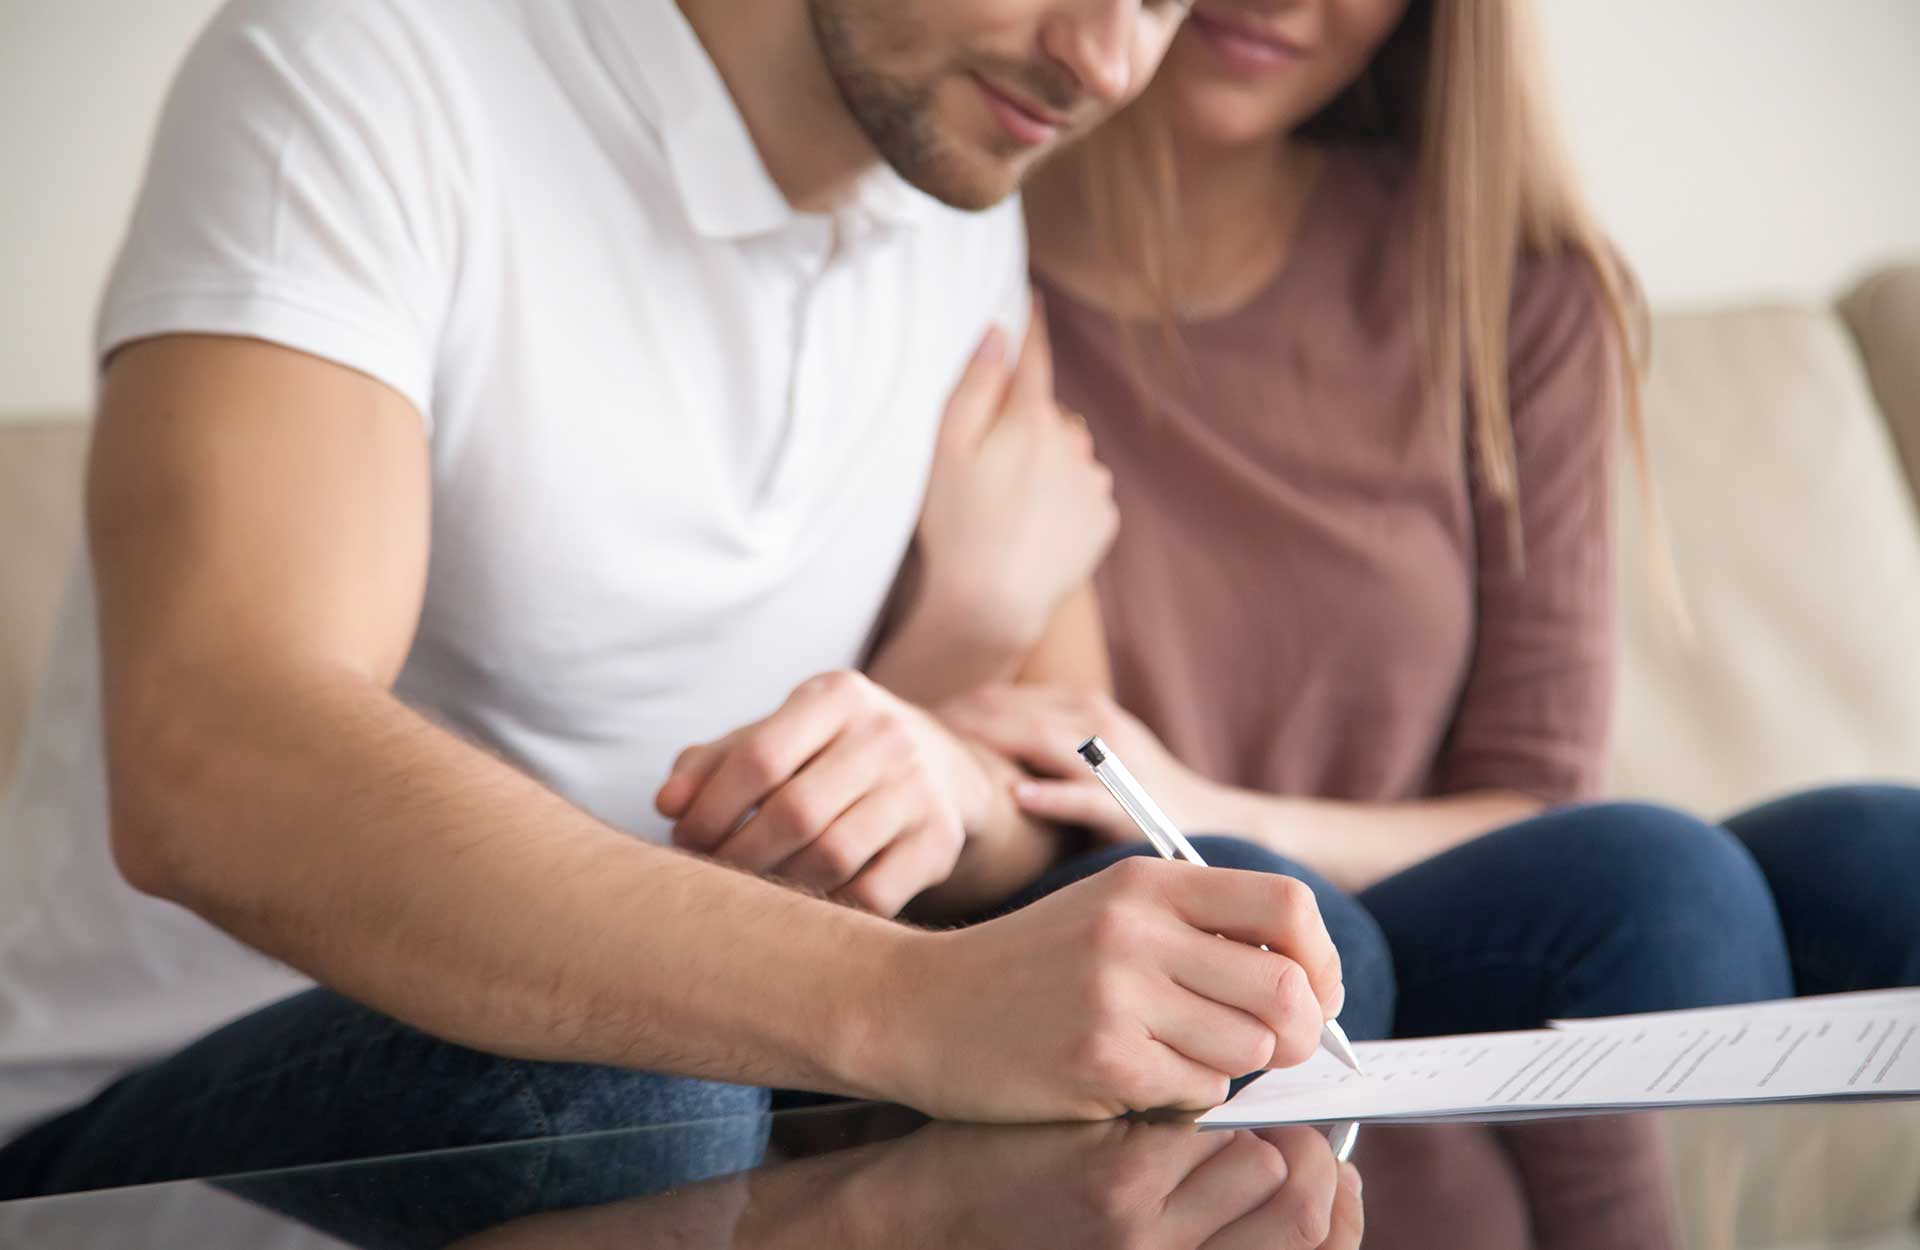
[898,147,1038,213]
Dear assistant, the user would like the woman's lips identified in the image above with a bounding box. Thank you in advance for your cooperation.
[1188,9,1311,75]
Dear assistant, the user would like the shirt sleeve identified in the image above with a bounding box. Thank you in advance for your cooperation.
[95,0,468,425]
[1431,252,1622,804]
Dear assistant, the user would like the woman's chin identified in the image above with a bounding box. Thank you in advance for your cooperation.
[1168,84,1295,152]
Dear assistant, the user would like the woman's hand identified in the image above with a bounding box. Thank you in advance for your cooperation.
[939,682,1223,844]
[914,301,1119,653]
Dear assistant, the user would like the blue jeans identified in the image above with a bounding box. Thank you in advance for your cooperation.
[1361,785,1919,1036]
[3,784,1914,1207]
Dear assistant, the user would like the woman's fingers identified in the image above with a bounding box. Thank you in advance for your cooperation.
[938,326,1009,448]
[1006,291,1055,414]
[1015,778,1141,842]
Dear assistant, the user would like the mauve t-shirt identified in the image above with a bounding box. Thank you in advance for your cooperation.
[1041,145,1618,806]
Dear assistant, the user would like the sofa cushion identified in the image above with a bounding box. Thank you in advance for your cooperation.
[1611,303,1920,817]
[0,420,89,798]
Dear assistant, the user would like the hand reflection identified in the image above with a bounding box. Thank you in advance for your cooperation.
[452,1117,1364,1250]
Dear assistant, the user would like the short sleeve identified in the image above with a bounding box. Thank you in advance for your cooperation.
[1432,252,1622,804]
[96,0,469,424]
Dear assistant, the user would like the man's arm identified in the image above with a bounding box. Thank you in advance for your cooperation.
[90,334,904,1094]
[98,335,1347,1124]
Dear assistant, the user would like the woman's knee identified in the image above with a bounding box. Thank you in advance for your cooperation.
[1727,783,1920,863]
[1531,802,1792,1003]
[1724,783,1920,992]
[1539,803,1773,928]
[1184,835,1397,1041]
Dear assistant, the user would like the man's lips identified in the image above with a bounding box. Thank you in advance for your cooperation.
[973,72,1070,146]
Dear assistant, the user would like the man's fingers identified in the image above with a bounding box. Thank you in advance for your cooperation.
[710,728,887,872]
[1161,1131,1293,1246]
[1163,931,1323,1068]
[673,688,848,851]
[1147,988,1279,1080]
[1329,1163,1365,1248]
[1160,866,1345,1018]
[836,823,959,918]
[774,779,918,894]
[657,738,732,826]
[1205,1127,1342,1250]
[939,326,1009,448]
[1129,1042,1234,1115]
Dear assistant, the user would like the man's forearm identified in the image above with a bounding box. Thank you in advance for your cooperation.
[109,661,913,1094]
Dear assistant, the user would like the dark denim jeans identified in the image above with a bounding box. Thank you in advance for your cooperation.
[2,783,1914,1209]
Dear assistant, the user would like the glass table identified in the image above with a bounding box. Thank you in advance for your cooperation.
[4,1099,1918,1249]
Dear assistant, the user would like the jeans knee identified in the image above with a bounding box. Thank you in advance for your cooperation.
[1557,803,1777,934]
[1725,783,1920,992]
[1184,835,1396,1041]
[1729,783,1920,858]
[1545,802,1792,1003]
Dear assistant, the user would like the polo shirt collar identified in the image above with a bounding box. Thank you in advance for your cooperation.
[587,0,940,242]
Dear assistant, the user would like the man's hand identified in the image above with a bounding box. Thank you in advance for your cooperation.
[657,671,996,917]
[876,855,1345,1122]
[940,683,1223,844]
[847,1119,1364,1250]
[452,1117,1362,1250]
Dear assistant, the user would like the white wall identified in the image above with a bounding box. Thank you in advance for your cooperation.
[1539,0,1920,309]
[1,0,228,422]
[3,0,1919,422]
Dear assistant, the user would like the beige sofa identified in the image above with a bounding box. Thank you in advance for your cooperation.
[4,265,1920,1245]
[1610,264,1920,1249]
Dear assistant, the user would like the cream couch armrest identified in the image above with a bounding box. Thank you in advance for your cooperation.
[1840,263,1920,516]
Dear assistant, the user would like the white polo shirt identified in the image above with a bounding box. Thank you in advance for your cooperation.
[0,0,1026,1143]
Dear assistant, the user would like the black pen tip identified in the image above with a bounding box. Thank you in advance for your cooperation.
[1077,736,1107,767]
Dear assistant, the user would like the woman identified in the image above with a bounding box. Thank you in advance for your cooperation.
[905,0,1920,1245]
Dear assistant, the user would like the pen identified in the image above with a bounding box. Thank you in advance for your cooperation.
[1076,736,1366,1077]
[1077,736,1363,1162]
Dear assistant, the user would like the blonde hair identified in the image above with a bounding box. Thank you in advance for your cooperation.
[1056,0,1657,571]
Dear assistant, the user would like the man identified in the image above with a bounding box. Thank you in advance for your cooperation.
[0,0,1343,1197]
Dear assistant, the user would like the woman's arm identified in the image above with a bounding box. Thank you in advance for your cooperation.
[866,306,1118,708]
[943,678,1548,893]
[936,584,1540,892]
[1017,584,1114,690]
[1194,788,1546,893]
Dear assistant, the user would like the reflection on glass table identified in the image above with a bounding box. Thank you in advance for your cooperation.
[3,1099,1918,1250]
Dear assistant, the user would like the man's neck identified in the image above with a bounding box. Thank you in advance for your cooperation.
[676,0,879,213]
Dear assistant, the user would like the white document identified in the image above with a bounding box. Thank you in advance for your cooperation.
[1200,991,1920,1128]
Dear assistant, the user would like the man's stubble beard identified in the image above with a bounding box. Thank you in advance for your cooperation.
[807,0,1022,211]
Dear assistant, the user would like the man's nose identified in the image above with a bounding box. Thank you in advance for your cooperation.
[1039,1,1136,107]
